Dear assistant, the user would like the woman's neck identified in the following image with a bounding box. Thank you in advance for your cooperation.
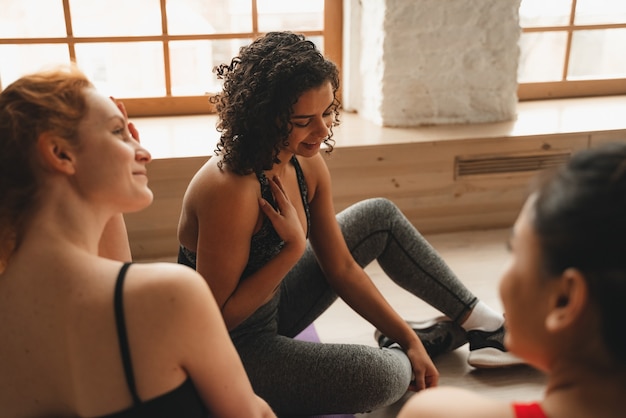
[265,151,294,178]
[543,357,626,417]
[21,192,109,258]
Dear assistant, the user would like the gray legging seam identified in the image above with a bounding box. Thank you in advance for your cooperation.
[349,227,476,323]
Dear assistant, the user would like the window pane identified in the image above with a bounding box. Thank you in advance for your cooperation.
[69,0,162,36]
[0,0,66,37]
[569,29,626,79]
[0,44,70,89]
[257,0,323,32]
[518,32,567,82]
[74,42,165,97]
[575,0,626,25]
[170,39,250,95]
[167,0,252,35]
[519,0,572,27]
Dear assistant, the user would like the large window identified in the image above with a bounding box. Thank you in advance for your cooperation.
[2,0,624,112]
[0,0,342,116]
[518,0,626,99]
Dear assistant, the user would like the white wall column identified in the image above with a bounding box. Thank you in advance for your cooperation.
[347,0,521,127]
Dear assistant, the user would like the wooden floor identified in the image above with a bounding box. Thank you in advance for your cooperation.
[313,227,547,417]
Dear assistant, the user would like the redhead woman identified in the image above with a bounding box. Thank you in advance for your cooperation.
[0,65,275,418]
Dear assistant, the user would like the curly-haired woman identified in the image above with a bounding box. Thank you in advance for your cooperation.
[177,31,522,416]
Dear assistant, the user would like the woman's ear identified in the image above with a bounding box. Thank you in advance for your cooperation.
[37,132,76,175]
[545,268,588,332]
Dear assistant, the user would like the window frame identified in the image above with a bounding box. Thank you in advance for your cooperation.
[0,0,342,116]
[4,0,624,110]
[517,0,626,100]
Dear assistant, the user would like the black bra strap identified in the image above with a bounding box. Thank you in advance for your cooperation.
[291,156,310,237]
[113,262,141,406]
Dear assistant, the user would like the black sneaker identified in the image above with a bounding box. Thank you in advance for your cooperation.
[375,316,468,358]
[467,325,526,368]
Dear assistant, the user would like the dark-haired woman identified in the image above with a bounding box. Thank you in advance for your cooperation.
[398,141,626,418]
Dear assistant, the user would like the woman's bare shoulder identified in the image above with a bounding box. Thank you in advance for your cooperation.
[182,158,260,218]
[120,262,220,331]
[124,262,207,294]
[398,386,514,418]
[117,263,208,309]
[188,158,257,195]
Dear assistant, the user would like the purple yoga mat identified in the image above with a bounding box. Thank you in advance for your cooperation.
[294,323,322,342]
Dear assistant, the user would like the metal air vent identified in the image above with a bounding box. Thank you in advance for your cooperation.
[455,151,571,179]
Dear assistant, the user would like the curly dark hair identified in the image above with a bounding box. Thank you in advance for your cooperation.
[210,31,341,175]
[532,141,626,365]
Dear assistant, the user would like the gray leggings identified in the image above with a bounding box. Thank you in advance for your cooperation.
[230,198,477,416]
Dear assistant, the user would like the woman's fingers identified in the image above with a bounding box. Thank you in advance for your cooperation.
[402,345,440,392]
[269,175,289,203]
[258,175,305,248]
[128,121,140,141]
[110,96,140,141]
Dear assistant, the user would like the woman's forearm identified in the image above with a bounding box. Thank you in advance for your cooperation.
[221,243,304,329]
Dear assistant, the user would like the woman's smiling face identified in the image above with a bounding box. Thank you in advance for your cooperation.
[72,88,154,213]
[283,81,335,158]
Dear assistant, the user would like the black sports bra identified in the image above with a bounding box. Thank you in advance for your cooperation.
[243,155,311,278]
[98,263,207,418]
[178,155,311,281]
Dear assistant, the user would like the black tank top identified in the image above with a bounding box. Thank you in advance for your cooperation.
[178,155,311,279]
[99,263,207,418]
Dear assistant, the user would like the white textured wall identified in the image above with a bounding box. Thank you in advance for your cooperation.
[348,0,521,127]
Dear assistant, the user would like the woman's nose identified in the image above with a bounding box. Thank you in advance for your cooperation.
[315,116,331,138]
[136,145,152,163]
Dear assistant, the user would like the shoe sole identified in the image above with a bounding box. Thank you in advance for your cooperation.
[467,347,527,369]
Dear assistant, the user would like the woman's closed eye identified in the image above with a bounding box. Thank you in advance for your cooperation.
[113,126,134,142]
[112,127,125,136]
[292,118,312,128]
[292,112,332,128]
